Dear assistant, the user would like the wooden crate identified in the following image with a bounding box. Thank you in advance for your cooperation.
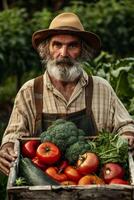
[7,138,134,200]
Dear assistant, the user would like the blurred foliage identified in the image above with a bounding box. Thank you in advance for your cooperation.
[63,0,134,57]
[83,52,134,117]
[30,8,53,31]
[0,8,40,93]
[1,0,69,13]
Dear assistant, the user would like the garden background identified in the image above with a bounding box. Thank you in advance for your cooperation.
[0,0,134,199]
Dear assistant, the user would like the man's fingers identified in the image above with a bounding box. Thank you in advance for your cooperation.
[0,147,17,162]
[128,138,134,147]
[3,152,16,162]
[7,147,18,158]
[127,137,134,149]
[128,139,134,151]
[122,135,134,147]
[0,143,17,176]
[0,157,11,176]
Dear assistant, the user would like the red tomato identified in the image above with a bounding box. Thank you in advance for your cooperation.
[78,175,104,185]
[45,167,67,182]
[101,163,125,183]
[32,156,47,170]
[61,180,77,185]
[64,166,81,182]
[109,178,129,185]
[22,140,40,159]
[36,142,61,165]
[77,152,99,175]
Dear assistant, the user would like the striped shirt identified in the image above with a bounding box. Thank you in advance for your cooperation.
[1,70,134,146]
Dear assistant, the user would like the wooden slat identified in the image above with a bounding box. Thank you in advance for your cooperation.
[128,151,134,185]
[7,140,20,188]
[7,185,133,200]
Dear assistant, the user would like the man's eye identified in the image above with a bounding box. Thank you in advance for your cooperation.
[53,42,62,48]
[69,43,80,49]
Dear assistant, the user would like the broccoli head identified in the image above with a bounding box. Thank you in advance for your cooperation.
[64,140,91,164]
[40,119,87,153]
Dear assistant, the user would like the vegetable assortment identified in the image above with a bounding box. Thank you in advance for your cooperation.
[17,119,130,186]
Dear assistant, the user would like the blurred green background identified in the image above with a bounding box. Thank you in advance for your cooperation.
[0,0,134,199]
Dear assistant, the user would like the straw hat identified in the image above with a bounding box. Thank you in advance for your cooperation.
[32,12,101,54]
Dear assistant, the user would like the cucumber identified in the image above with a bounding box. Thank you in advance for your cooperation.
[19,157,59,186]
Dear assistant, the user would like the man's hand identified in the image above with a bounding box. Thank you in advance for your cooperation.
[0,142,17,176]
[121,132,134,152]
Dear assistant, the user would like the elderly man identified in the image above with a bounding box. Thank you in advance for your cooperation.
[0,12,134,176]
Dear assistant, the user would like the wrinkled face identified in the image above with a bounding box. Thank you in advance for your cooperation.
[46,34,83,82]
[49,34,81,60]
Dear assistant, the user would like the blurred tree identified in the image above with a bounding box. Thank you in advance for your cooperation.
[0,8,40,98]
[2,0,8,9]
[0,0,69,13]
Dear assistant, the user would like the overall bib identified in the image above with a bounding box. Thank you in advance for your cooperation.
[33,75,98,136]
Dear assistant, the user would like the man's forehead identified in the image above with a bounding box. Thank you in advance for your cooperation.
[50,34,81,42]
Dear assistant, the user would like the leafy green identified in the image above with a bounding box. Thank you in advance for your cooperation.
[90,131,129,167]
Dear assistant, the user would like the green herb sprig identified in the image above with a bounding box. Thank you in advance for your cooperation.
[89,131,129,167]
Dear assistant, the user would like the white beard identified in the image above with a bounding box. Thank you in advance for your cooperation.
[46,59,83,82]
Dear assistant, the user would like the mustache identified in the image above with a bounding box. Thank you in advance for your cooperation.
[55,57,74,67]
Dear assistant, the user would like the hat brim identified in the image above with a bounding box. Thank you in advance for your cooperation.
[32,28,101,56]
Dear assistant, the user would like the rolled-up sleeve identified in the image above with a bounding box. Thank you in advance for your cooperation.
[111,89,134,134]
[1,79,36,146]
[92,76,134,134]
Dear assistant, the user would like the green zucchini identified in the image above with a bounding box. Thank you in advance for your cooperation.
[19,157,59,186]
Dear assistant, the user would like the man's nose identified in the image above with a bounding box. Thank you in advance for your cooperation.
[60,46,68,57]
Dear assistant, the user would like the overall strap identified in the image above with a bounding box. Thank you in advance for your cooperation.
[85,75,98,134]
[34,75,43,134]
[85,75,93,115]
